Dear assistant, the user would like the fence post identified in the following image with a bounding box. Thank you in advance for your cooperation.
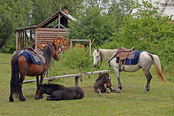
[75,76,79,86]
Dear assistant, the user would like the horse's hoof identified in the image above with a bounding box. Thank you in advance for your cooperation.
[20,98,26,101]
[9,98,14,102]
[47,96,51,100]
[106,90,111,93]
[40,96,44,99]
[113,89,121,93]
[35,98,40,100]
[99,94,102,97]
[144,90,148,93]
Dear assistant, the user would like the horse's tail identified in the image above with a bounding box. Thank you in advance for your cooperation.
[10,53,20,95]
[152,54,167,83]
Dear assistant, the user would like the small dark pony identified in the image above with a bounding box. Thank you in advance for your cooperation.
[9,42,60,102]
[94,73,113,96]
[35,84,84,101]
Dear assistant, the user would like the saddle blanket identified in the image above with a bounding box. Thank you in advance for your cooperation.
[18,50,44,65]
[116,51,142,65]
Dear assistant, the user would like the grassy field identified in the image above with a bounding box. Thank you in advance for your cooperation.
[0,53,174,116]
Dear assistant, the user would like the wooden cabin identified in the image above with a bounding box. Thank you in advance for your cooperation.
[14,7,77,50]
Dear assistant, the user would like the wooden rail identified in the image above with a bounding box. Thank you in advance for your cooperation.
[70,39,92,55]
[23,70,110,86]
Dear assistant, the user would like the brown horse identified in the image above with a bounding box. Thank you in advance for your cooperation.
[9,42,60,102]
[94,73,113,96]
[35,84,84,101]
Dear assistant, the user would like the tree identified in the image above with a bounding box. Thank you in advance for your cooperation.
[0,0,33,52]
[30,0,84,26]
[69,7,114,46]
[112,0,174,48]
[68,0,132,46]
[106,0,174,67]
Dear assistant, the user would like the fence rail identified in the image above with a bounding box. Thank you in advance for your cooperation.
[23,70,110,86]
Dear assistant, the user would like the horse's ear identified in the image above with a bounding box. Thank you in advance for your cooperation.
[98,73,102,77]
[97,49,99,52]
[93,48,95,51]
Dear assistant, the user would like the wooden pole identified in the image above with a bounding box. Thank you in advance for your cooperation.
[58,13,60,28]
[84,38,95,57]
[23,70,110,84]
[16,32,18,50]
[70,39,72,50]
[19,32,21,50]
[75,76,79,86]
[35,29,37,49]
[24,31,26,46]
[89,40,91,56]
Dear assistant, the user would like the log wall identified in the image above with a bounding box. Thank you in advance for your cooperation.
[35,28,69,48]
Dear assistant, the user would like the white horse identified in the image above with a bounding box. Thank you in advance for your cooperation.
[92,48,167,93]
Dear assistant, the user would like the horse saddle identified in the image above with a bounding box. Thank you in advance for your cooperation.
[26,48,46,64]
[17,47,46,65]
[116,47,136,65]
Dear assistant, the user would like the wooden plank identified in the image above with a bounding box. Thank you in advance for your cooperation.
[36,32,68,34]
[23,70,110,84]
[36,28,68,31]
[36,33,66,36]
[70,39,91,42]
[36,34,68,38]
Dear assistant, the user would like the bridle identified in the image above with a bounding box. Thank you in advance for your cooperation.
[50,43,59,59]
[96,50,103,69]
[91,50,103,75]
[98,51,103,63]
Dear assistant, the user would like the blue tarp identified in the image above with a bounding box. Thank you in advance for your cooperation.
[116,51,142,65]
[19,50,43,65]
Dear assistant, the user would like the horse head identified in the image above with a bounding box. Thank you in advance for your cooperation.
[92,49,102,68]
[35,84,44,100]
[50,42,60,61]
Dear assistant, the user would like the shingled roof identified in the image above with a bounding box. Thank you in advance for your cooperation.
[15,10,77,31]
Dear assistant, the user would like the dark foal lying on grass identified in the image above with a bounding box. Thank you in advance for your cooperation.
[94,73,113,96]
[35,83,84,101]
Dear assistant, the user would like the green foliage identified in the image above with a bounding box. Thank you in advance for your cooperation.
[101,0,174,77]
[69,7,115,46]
[0,0,33,52]
[60,47,94,72]
[69,0,132,46]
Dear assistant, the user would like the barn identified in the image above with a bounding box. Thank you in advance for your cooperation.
[14,7,77,50]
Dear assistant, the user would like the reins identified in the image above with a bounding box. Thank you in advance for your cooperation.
[108,51,121,67]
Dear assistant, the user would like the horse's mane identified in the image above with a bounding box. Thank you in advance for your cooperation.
[42,83,65,89]
[42,43,57,65]
[96,73,109,81]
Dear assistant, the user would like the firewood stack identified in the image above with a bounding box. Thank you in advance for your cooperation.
[38,36,70,51]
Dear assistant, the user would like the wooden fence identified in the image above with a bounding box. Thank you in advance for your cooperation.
[23,70,110,86]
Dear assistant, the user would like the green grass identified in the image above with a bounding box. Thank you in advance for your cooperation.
[0,53,174,116]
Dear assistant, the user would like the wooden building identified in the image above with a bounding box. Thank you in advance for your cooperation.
[132,0,174,22]
[14,7,77,50]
